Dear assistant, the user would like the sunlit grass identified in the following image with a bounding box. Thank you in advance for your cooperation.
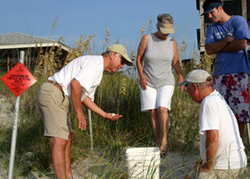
[0,23,249,178]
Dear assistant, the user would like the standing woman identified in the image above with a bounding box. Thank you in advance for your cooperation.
[136,13,184,156]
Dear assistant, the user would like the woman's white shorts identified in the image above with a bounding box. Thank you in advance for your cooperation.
[139,85,174,111]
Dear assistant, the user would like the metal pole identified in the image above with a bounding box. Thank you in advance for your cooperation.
[246,123,250,149]
[88,109,93,151]
[8,51,25,179]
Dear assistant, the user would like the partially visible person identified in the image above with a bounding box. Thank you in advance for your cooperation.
[180,69,247,178]
[37,44,133,179]
[202,0,250,138]
[136,13,184,156]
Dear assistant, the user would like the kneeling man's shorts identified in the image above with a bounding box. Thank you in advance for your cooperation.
[37,82,72,140]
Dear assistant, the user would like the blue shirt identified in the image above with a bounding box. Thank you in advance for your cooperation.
[205,16,250,75]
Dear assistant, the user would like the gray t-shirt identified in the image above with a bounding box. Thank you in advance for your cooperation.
[143,34,175,88]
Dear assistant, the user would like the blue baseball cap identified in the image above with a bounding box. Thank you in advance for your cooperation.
[201,2,222,16]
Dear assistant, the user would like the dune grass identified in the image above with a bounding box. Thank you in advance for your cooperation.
[0,28,249,178]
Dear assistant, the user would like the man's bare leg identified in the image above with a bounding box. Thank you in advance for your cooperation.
[238,122,245,139]
[51,137,68,179]
[65,132,74,179]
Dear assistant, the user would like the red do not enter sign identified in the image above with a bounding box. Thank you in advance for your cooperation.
[1,62,37,97]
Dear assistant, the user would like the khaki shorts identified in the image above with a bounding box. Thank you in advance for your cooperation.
[37,82,72,140]
[187,167,246,179]
[198,167,245,179]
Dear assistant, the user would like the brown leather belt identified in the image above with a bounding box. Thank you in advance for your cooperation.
[48,80,64,95]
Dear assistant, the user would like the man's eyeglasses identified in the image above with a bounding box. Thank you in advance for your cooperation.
[116,53,126,65]
[184,83,193,91]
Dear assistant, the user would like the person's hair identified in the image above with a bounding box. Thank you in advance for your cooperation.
[195,76,213,89]
[203,0,222,10]
[157,13,173,24]
[101,51,112,56]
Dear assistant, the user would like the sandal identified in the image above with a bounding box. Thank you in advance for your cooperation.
[160,144,168,158]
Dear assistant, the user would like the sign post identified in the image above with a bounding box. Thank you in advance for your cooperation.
[88,109,93,151]
[247,123,250,149]
[8,51,25,179]
[1,51,37,179]
[8,85,21,179]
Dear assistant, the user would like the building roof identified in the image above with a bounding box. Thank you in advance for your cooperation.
[0,32,71,52]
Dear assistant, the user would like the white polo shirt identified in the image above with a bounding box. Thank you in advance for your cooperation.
[48,55,104,101]
[199,90,247,169]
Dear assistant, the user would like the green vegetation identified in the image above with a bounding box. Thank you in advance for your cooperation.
[0,26,249,178]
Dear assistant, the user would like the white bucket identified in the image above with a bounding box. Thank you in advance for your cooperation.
[125,147,160,179]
